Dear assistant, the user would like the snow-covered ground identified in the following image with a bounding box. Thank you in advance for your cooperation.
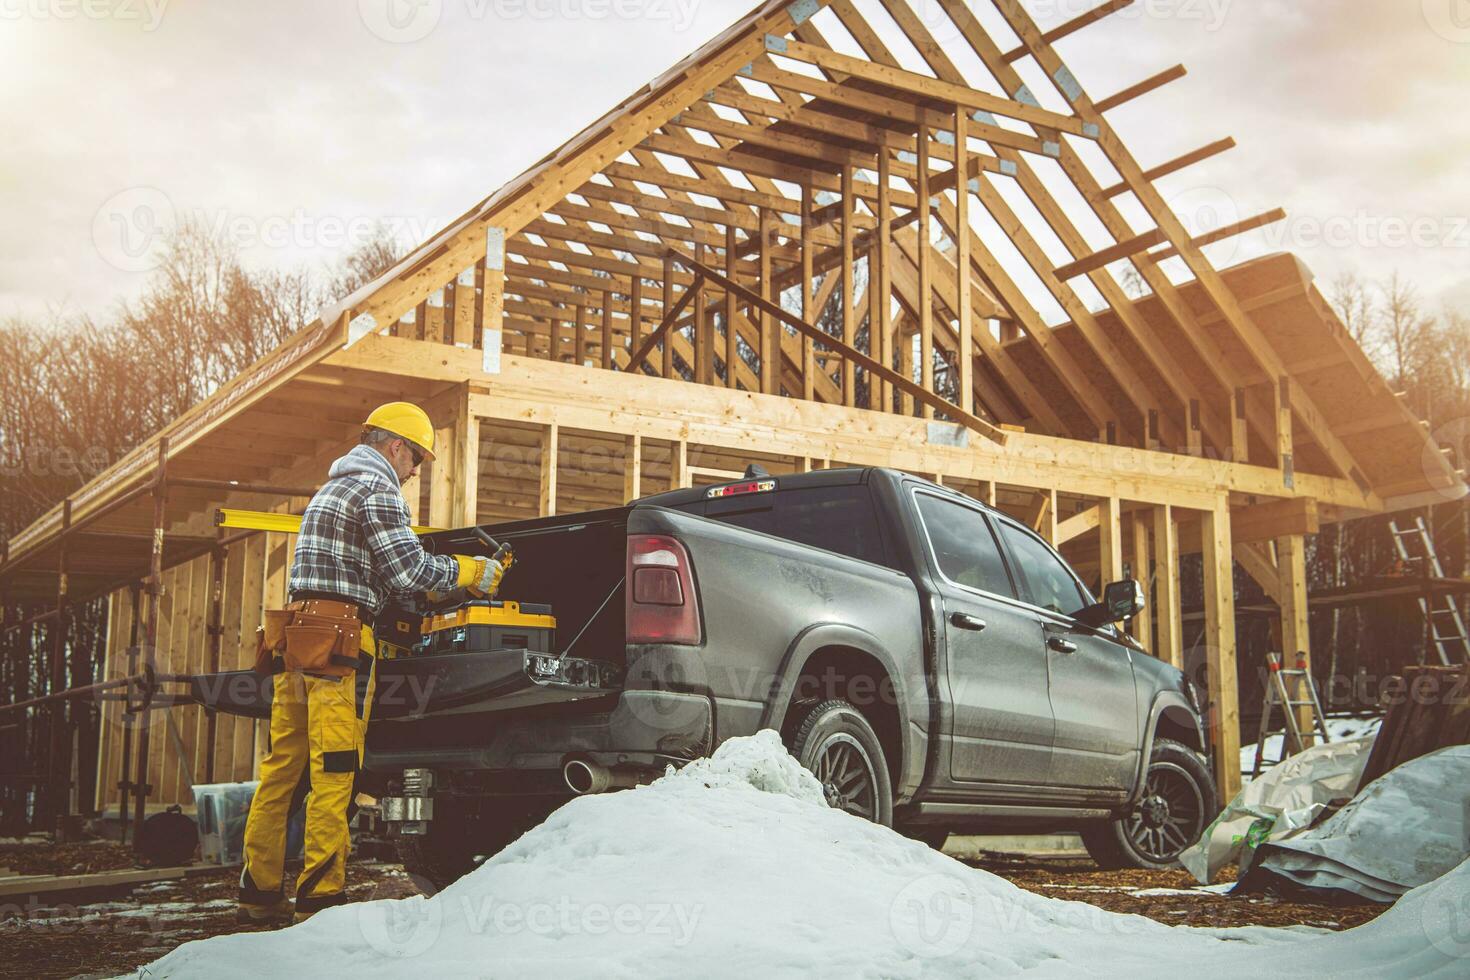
[1240,715,1382,777]
[137,730,1468,979]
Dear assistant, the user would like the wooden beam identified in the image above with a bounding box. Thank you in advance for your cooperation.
[953,106,973,419]
[916,130,933,420]
[538,423,558,517]
[1129,512,1152,652]
[1147,208,1289,262]
[1277,533,1316,740]
[1201,501,1241,801]
[1099,496,1123,586]
[1001,0,1135,61]
[840,166,856,407]
[1052,229,1165,281]
[1235,540,1283,606]
[668,248,1008,445]
[1098,138,1236,198]
[1054,504,1100,546]
[623,433,642,503]
[770,37,1093,136]
[1230,497,1319,544]
[625,273,704,375]
[1093,64,1188,113]
[1152,504,1182,668]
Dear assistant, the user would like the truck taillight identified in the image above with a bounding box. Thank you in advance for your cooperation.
[625,534,701,645]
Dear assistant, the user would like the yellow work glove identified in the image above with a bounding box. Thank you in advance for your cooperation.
[452,555,505,598]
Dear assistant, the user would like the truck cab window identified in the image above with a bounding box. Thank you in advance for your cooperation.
[997,521,1087,615]
[914,493,1014,598]
[703,485,887,566]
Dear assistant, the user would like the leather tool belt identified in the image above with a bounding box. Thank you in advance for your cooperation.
[253,599,364,678]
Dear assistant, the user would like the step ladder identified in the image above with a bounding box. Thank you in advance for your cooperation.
[1388,517,1470,666]
[1251,651,1331,777]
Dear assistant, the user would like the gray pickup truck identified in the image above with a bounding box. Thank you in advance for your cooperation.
[200,466,1215,888]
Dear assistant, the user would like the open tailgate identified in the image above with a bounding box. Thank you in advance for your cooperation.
[191,650,622,721]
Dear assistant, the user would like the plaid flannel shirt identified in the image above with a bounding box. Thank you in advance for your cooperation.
[289,445,459,615]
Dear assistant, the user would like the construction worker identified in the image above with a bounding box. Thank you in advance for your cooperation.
[237,401,502,924]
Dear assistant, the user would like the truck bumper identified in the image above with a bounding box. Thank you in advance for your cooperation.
[365,689,712,775]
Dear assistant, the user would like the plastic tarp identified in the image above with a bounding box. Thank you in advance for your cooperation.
[1181,736,1376,884]
[1248,744,1470,902]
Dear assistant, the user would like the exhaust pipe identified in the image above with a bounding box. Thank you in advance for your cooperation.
[563,758,646,795]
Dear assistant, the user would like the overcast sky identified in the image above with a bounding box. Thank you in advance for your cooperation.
[1,0,1466,327]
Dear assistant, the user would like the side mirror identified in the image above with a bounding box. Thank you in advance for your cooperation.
[1074,579,1145,628]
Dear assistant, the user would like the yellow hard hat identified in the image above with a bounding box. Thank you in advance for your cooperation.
[363,402,435,461]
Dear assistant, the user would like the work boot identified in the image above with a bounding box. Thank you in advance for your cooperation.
[236,895,292,926]
[294,890,352,923]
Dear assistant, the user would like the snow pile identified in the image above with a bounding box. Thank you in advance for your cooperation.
[137,731,1470,979]
[1245,744,1470,902]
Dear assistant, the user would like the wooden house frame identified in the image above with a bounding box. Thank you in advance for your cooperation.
[2,0,1463,827]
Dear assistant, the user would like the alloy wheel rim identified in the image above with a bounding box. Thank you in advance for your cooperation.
[813,733,878,820]
[1124,760,1204,862]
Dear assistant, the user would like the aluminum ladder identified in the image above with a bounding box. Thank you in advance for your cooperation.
[1389,516,1470,665]
[1251,651,1331,776]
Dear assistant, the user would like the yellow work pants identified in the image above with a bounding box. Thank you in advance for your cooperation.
[240,625,376,913]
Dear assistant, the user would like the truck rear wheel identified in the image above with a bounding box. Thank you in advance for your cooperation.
[1081,738,1216,870]
[394,804,548,893]
[789,699,893,827]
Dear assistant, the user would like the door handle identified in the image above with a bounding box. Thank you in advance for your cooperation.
[950,612,987,631]
[1047,636,1078,654]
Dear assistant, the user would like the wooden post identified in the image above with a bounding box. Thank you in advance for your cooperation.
[456,405,481,528]
[428,409,459,530]
[629,273,643,355]
[694,242,709,385]
[1099,496,1123,586]
[954,106,973,418]
[623,434,642,503]
[1276,376,1294,486]
[202,534,226,785]
[1277,533,1314,739]
[600,291,613,371]
[669,439,687,490]
[661,252,674,379]
[574,303,587,367]
[877,148,894,413]
[725,224,738,389]
[1128,513,1152,651]
[759,208,775,394]
[801,185,815,401]
[917,129,934,419]
[1230,387,1249,464]
[538,423,559,518]
[840,165,856,407]
[1152,505,1182,668]
[481,227,506,362]
[1202,501,1241,802]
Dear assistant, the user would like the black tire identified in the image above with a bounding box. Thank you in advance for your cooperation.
[395,803,548,893]
[1082,737,1217,870]
[900,826,950,851]
[789,699,894,827]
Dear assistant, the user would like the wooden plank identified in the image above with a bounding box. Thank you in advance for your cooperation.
[1054,504,1100,546]
[1201,501,1241,801]
[1093,64,1187,113]
[1231,497,1319,544]
[1128,512,1152,651]
[1000,0,1135,61]
[1152,505,1182,668]
[953,106,973,418]
[1097,138,1236,198]
[538,423,559,517]
[601,291,614,371]
[916,131,934,421]
[1277,533,1315,739]
[1099,496,1123,586]
[235,532,266,781]
[724,226,738,389]
[759,209,776,395]
[801,184,815,402]
[623,434,642,503]
[771,37,1091,135]
[669,439,688,490]
[669,249,1007,445]
[840,166,855,407]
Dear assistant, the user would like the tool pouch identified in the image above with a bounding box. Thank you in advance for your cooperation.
[282,601,362,678]
[252,610,294,675]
